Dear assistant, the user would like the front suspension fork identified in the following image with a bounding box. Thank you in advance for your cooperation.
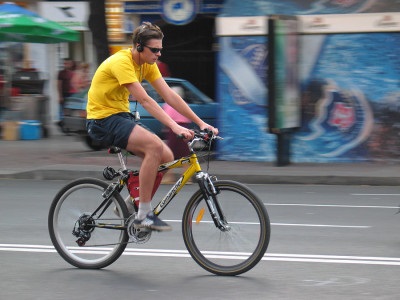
[196,172,230,231]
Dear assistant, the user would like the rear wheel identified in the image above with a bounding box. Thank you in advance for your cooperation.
[182,180,270,276]
[48,178,129,269]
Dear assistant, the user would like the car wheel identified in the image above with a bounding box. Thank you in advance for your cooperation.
[84,135,104,151]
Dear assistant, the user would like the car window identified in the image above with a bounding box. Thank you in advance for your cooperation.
[129,81,162,103]
[141,81,163,102]
[185,89,203,104]
[131,79,209,105]
[169,83,203,104]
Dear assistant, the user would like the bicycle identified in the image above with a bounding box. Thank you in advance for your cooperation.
[48,130,271,276]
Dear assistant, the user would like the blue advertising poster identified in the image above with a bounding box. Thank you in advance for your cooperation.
[217,0,400,162]
[294,33,400,162]
[220,0,400,16]
[217,36,276,161]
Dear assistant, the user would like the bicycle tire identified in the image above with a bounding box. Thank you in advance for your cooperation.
[182,180,270,276]
[48,178,129,269]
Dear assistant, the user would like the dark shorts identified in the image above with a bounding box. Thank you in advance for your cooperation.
[86,112,137,149]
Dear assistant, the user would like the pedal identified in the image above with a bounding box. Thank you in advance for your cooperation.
[103,166,117,180]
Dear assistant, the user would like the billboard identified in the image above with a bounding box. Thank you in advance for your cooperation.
[216,12,400,162]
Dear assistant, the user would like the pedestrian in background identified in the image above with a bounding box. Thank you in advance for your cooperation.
[156,58,171,77]
[57,58,74,125]
[71,62,91,93]
[162,86,191,183]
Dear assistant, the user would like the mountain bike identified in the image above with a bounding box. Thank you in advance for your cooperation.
[48,130,271,276]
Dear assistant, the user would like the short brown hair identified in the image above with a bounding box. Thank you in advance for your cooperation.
[132,22,164,48]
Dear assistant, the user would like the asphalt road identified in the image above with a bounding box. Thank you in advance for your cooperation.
[1,180,400,300]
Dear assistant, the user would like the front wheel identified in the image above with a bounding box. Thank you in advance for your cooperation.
[48,178,129,269]
[182,180,270,276]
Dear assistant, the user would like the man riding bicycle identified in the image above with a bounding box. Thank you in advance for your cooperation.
[86,22,218,232]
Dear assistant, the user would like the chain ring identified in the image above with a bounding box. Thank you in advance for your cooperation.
[126,213,152,244]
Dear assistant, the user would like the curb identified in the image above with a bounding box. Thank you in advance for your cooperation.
[2,169,400,186]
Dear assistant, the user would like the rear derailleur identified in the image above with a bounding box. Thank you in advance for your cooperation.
[72,213,95,246]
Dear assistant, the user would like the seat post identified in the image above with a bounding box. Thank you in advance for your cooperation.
[117,152,128,170]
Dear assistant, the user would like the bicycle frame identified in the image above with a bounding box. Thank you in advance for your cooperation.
[153,153,202,215]
[115,149,203,216]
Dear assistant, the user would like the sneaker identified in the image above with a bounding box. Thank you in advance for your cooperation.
[133,212,172,232]
[114,197,135,217]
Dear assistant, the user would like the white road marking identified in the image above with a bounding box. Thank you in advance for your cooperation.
[1,244,400,266]
[270,223,370,228]
[164,219,369,228]
[265,203,398,209]
[351,194,400,196]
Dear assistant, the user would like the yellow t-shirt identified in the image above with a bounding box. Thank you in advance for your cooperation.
[86,48,161,119]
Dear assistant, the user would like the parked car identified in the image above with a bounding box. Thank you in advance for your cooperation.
[62,77,218,150]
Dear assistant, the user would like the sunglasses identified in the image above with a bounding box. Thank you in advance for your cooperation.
[144,45,162,53]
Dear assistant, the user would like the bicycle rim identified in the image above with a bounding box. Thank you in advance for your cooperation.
[182,180,270,276]
[48,178,129,269]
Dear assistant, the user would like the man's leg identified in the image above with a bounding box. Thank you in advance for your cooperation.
[126,125,173,231]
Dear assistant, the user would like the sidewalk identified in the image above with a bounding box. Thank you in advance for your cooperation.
[1,125,400,186]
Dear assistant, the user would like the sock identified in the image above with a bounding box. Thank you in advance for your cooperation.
[137,202,152,220]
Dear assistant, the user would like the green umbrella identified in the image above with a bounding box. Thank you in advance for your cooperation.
[0,2,79,43]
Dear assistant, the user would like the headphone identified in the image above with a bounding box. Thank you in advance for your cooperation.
[137,38,143,52]
[136,25,147,52]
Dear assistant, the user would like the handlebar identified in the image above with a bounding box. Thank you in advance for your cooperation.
[187,129,222,150]
[178,129,221,141]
